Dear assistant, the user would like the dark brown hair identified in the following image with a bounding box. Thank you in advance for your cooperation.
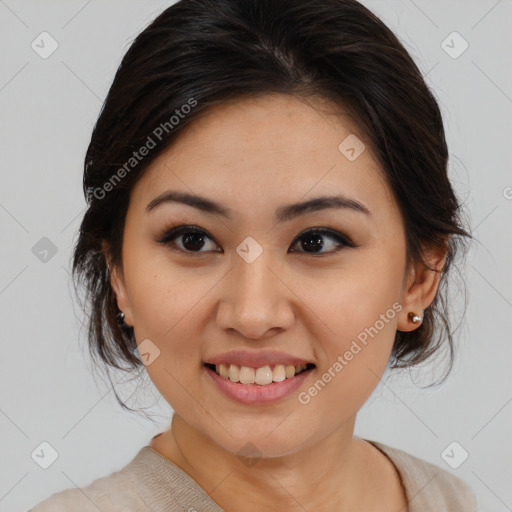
[72,0,471,412]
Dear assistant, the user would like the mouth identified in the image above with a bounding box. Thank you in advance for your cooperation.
[203,362,316,386]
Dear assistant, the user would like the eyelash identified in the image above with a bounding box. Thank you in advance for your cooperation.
[156,224,357,256]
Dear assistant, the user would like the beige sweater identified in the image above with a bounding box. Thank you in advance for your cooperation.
[29,438,477,511]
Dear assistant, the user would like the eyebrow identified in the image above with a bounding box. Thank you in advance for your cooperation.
[145,190,371,222]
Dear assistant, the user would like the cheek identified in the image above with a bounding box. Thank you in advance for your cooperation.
[292,300,400,419]
[303,243,404,336]
[294,247,405,398]
[123,249,223,396]
[122,230,210,338]
[123,257,214,408]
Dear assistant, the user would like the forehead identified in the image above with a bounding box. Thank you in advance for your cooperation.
[130,94,399,226]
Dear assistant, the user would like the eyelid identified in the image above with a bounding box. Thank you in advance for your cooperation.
[156,224,357,253]
[156,225,218,246]
[290,226,357,248]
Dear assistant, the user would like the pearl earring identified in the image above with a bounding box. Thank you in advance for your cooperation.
[408,311,423,324]
[116,311,125,324]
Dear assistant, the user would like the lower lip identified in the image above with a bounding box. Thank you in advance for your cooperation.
[204,364,314,405]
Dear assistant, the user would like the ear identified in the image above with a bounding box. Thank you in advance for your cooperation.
[397,239,448,332]
[102,240,134,327]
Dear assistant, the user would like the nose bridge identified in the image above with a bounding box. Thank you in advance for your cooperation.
[217,244,294,339]
[236,247,275,301]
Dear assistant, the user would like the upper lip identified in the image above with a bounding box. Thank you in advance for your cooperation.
[204,350,314,368]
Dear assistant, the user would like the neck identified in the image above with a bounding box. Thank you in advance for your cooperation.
[151,413,376,512]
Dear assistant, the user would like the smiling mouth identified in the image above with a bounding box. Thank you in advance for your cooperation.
[204,362,316,386]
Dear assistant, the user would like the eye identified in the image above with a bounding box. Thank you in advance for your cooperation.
[157,225,356,256]
[156,225,220,254]
[289,228,356,255]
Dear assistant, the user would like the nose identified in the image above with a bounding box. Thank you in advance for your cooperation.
[215,249,295,341]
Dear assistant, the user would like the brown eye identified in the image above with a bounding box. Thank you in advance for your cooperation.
[157,225,356,256]
[157,225,221,254]
[289,228,356,255]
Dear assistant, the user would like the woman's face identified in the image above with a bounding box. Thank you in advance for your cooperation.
[110,94,423,457]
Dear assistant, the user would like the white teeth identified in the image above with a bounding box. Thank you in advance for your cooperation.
[219,363,229,378]
[285,364,296,379]
[239,366,255,384]
[255,366,273,385]
[272,364,286,382]
[213,363,310,385]
[228,364,239,382]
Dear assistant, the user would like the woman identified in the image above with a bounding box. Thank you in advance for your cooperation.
[30,0,477,510]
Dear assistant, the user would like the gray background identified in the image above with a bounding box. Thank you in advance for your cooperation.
[1,1,511,510]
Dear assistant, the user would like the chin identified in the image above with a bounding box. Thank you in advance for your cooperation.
[204,418,316,461]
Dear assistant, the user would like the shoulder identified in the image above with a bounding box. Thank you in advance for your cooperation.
[28,449,149,512]
[366,440,478,512]
[29,445,224,512]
